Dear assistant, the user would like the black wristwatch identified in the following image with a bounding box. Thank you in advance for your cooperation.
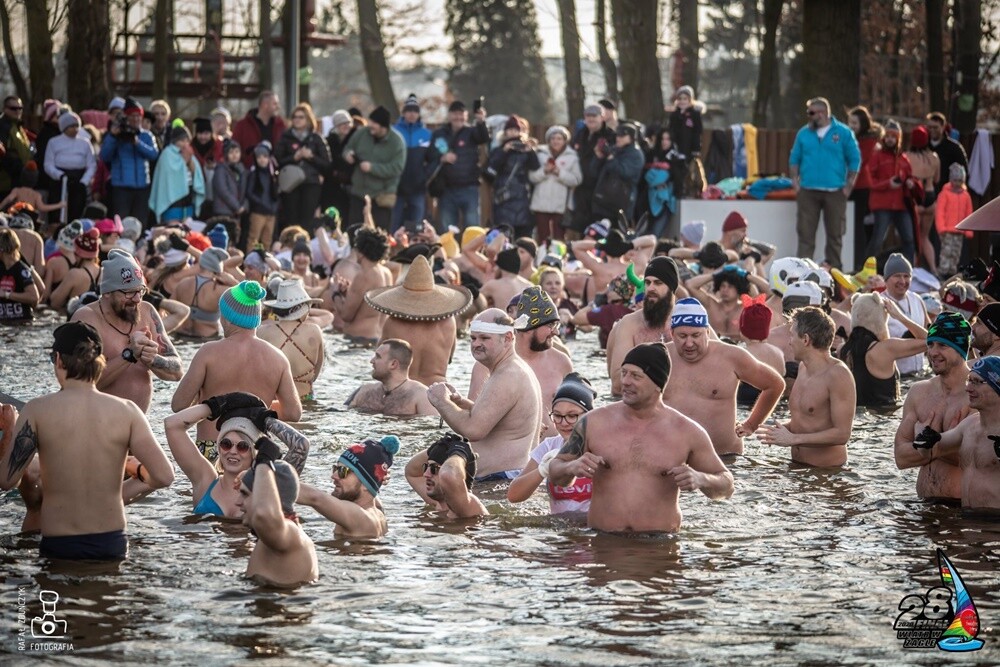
[122,348,138,364]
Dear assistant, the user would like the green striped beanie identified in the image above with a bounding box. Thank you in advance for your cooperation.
[220,280,265,329]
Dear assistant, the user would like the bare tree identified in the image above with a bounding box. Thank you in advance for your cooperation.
[951,0,980,132]
[152,0,169,99]
[611,0,663,123]
[925,0,946,114]
[0,1,29,104]
[753,0,783,127]
[801,0,860,118]
[676,0,699,93]
[66,0,110,110]
[357,0,396,111]
[24,0,55,106]
[557,0,584,124]
[595,0,618,101]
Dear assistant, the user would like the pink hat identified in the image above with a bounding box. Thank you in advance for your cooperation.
[95,216,124,235]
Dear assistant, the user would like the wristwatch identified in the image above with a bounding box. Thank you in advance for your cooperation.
[122,348,138,363]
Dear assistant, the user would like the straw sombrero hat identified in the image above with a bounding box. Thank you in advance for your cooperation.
[365,255,472,321]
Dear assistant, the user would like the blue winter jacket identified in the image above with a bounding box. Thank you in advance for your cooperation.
[394,118,437,196]
[100,130,159,189]
[788,117,861,190]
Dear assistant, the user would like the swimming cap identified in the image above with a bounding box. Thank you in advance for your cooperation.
[926,312,971,359]
[671,297,708,329]
[339,436,400,497]
[621,342,670,389]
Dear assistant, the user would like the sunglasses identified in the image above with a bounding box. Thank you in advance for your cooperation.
[6,105,22,111]
[334,464,352,479]
[423,461,441,475]
[218,438,251,453]
[49,351,57,363]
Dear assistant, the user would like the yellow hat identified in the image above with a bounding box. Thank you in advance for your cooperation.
[461,226,486,248]
[439,231,460,259]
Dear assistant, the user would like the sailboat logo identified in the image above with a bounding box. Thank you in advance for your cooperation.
[935,549,985,652]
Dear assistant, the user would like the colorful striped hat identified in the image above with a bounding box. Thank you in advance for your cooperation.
[219,280,265,329]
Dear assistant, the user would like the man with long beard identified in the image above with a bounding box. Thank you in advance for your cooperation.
[607,256,678,397]
[72,249,183,412]
[512,286,574,434]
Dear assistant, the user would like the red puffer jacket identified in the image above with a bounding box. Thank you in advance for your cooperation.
[868,146,913,211]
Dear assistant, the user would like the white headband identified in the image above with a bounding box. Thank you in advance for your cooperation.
[470,315,528,335]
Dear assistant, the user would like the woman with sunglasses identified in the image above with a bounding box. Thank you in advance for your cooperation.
[164,391,311,517]
[507,373,596,515]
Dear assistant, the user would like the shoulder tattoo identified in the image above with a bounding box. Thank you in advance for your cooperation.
[6,421,38,481]
[559,416,587,458]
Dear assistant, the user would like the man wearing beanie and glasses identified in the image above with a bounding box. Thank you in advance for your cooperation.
[760,307,856,467]
[298,435,401,538]
[893,311,972,502]
[663,297,784,457]
[172,280,302,453]
[549,343,733,533]
[72,249,183,413]
[0,322,174,559]
[607,256,679,397]
[909,355,1000,514]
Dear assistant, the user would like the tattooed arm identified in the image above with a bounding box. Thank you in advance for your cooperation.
[144,305,184,381]
[0,410,37,490]
[266,416,311,475]
[548,416,605,487]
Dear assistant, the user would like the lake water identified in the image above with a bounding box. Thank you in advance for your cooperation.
[1,313,998,665]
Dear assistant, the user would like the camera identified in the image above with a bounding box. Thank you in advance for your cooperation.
[116,116,138,142]
[510,141,526,152]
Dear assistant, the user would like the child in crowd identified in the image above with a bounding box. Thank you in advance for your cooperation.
[244,141,279,250]
[934,163,973,278]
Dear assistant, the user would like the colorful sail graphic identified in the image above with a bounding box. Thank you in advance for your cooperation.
[936,549,985,652]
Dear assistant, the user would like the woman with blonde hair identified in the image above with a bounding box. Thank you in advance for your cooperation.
[838,292,927,408]
[275,102,331,234]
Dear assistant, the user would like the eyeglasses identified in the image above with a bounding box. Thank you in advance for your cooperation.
[334,464,352,479]
[6,105,22,111]
[423,461,441,475]
[549,411,582,425]
[119,288,146,301]
[218,438,251,453]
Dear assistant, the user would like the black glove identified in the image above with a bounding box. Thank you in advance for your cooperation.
[168,233,190,251]
[202,391,266,421]
[961,259,988,281]
[913,425,942,450]
[143,289,165,309]
[254,436,282,466]
[739,249,763,263]
[217,405,277,433]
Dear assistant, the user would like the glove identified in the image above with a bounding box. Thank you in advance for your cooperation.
[143,289,164,309]
[217,406,277,433]
[537,449,559,480]
[254,436,282,466]
[168,233,190,251]
[202,391,266,421]
[912,425,941,450]
[739,249,763,263]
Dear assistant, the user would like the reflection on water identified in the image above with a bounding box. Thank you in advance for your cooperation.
[1,311,999,664]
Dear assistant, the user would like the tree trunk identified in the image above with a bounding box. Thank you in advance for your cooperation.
[925,0,945,114]
[259,0,272,92]
[152,0,169,99]
[753,0,783,127]
[24,0,54,108]
[557,0,584,124]
[801,0,860,119]
[356,0,396,111]
[951,0,980,133]
[595,0,618,101]
[66,0,110,111]
[677,0,699,94]
[610,0,662,123]
[0,1,29,104]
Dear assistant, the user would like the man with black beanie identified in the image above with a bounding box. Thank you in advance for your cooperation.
[405,432,488,518]
[343,106,406,230]
[548,341,733,533]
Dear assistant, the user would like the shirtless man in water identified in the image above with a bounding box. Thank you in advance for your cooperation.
[236,449,318,587]
[914,356,1000,514]
[427,309,542,482]
[71,249,183,413]
[347,339,436,416]
[512,286,573,433]
[172,281,301,453]
[607,256,678,397]
[549,343,733,533]
[297,436,400,538]
[893,313,972,501]
[405,432,488,518]
[759,307,856,466]
[479,247,532,310]
[0,323,174,560]
[663,298,784,457]
[332,226,392,345]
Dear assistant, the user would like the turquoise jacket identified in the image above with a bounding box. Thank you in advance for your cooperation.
[789,117,861,190]
[149,145,206,222]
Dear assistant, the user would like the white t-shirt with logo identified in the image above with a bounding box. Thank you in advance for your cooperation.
[531,435,592,514]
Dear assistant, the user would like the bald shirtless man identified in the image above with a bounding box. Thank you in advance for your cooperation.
[894,313,972,501]
[664,298,785,457]
[297,436,399,538]
[511,286,574,433]
[607,256,678,397]
[914,356,1000,515]
[236,453,318,587]
[347,339,436,416]
[426,309,542,482]
[0,322,174,560]
[333,226,392,345]
[759,307,856,466]
[171,281,301,456]
[549,342,733,533]
[405,432,488,518]
[71,249,183,413]
[479,247,532,310]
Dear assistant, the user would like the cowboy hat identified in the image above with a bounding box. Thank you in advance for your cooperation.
[262,278,321,311]
[364,256,472,321]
